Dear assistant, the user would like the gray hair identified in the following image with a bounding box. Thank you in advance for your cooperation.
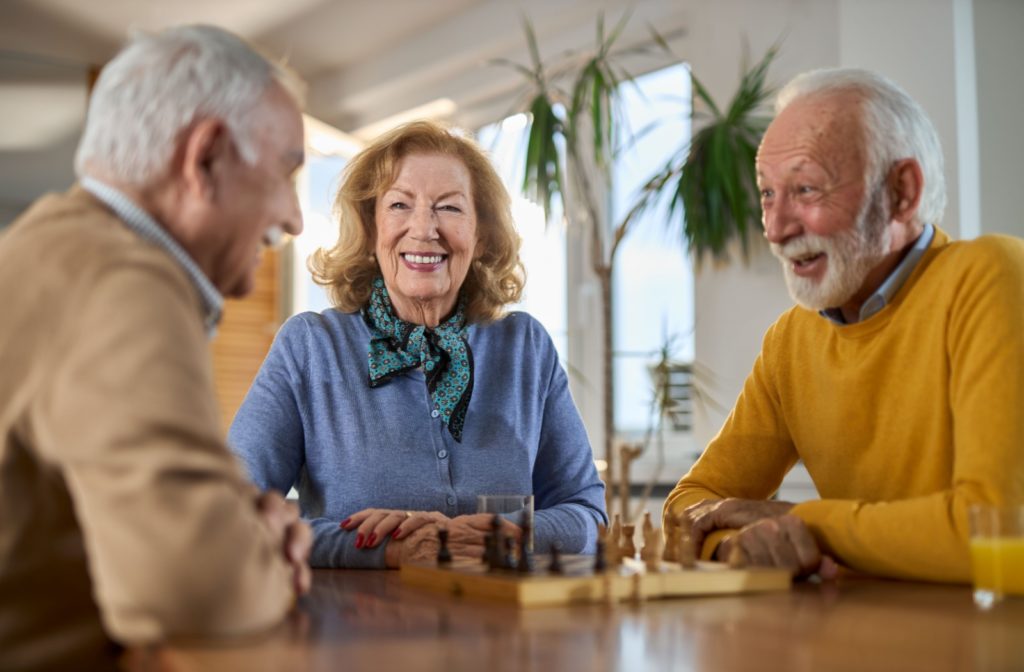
[776,68,946,227]
[75,24,301,186]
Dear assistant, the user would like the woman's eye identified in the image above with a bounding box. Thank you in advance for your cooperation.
[437,204,462,213]
[797,185,816,195]
[389,201,408,210]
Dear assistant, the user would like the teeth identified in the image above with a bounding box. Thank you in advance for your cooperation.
[404,254,444,264]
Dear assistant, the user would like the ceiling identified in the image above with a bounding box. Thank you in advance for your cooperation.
[0,0,688,210]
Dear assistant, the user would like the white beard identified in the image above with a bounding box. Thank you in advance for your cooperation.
[771,187,891,312]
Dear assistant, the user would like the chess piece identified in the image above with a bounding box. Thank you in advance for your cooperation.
[517,519,535,573]
[606,533,623,568]
[503,536,517,570]
[549,541,564,574]
[678,514,697,569]
[610,513,623,552]
[437,527,452,565]
[641,511,653,539]
[662,515,679,563]
[620,524,637,560]
[487,514,504,570]
[641,526,662,572]
[594,524,608,572]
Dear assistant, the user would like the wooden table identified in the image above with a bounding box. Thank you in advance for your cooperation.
[130,569,1024,672]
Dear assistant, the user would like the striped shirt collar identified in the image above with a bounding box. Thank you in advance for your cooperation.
[81,177,223,337]
[821,223,935,325]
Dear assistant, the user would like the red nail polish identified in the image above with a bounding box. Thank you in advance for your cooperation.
[367,533,377,546]
[341,517,351,528]
[392,528,401,538]
[355,533,364,548]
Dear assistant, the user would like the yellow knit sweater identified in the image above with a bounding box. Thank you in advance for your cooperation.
[665,228,1024,583]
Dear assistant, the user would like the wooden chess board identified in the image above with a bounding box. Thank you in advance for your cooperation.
[400,556,791,607]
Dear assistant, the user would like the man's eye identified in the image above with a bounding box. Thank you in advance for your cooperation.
[760,189,773,200]
[797,185,817,195]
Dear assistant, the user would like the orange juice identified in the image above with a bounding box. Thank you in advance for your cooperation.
[970,538,1024,596]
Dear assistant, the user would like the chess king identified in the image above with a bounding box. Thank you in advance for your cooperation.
[665,67,1024,583]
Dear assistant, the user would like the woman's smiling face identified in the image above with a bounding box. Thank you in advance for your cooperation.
[374,153,478,326]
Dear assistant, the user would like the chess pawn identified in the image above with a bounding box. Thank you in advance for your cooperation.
[437,527,452,565]
[605,533,623,568]
[641,511,653,538]
[641,527,662,572]
[662,516,680,563]
[610,513,623,551]
[503,536,517,570]
[549,541,564,574]
[594,535,607,572]
[678,514,697,569]
[620,524,637,559]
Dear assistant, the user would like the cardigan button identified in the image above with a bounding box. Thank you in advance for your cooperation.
[431,409,440,418]
[437,449,448,459]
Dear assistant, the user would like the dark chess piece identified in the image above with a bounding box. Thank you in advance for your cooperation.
[594,535,607,572]
[503,536,516,570]
[487,514,504,571]
[549,541,564,574]
[516,528,535,574]
[437,527,452,565]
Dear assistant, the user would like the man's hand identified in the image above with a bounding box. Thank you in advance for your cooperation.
[256,491,312,595]
[682,497,796,558]
[720,514,839,579]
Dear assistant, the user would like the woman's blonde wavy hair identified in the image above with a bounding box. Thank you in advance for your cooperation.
[309,120,525,324]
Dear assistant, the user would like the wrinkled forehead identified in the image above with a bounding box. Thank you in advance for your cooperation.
[758,91,868,175]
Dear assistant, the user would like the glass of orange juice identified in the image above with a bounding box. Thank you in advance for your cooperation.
[968,504,1024,610]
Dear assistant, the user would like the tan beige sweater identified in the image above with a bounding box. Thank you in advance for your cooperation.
[0,187,293,670]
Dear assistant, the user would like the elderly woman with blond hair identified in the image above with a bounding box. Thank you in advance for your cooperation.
[230,121,606,568]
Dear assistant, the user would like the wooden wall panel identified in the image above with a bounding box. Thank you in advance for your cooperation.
[210,249,281,434]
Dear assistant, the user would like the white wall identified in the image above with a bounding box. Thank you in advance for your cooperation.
[974,0,1024,238]
[681,0,841,449]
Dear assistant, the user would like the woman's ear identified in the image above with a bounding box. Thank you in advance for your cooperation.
[887,158,924,224]
[180,118,230,201]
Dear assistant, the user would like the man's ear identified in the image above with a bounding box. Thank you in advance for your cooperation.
[180,118,230,201]
[887,158,924,224]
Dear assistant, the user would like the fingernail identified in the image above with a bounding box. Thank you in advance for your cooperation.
[392,528,401,539]
[355,533,364,549]
[341,517,351,528]
[367,533,377,546]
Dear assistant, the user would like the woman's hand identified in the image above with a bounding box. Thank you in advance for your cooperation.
[382,513,523,568]
[340,508,450,549]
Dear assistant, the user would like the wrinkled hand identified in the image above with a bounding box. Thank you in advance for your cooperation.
[256,490,312,595]
[681,497,796,560]
[383,513,522,568]
[340,508,450,549]
[720,514,838,579]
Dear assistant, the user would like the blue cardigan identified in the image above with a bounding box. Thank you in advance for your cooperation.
[229,309,607,568]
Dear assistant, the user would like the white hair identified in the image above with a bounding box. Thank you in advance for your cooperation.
[775,68,947,227]
[75,24,300,186]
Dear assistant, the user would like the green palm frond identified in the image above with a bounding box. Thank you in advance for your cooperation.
[639,45,778,264]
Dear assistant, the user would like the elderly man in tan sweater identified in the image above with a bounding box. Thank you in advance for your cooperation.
[0,25,310,671]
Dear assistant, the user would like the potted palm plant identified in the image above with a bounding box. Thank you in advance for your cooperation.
[499,16,776,516]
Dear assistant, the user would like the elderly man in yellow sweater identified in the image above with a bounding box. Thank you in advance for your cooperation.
[0,26,310,670]
[665,68,1024,584]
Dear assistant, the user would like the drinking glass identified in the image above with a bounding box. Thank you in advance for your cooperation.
[477,494,534,551]
[968,504,1024,610]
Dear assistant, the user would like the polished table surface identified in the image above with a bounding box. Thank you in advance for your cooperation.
[132,568,1024,672]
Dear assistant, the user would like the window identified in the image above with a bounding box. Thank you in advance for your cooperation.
[477,115,568,360]
[611,63,694,435]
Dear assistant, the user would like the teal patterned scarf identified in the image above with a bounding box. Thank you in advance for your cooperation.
[362,277,473,441]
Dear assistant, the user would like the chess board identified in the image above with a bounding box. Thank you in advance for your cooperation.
[400,556,791,607]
